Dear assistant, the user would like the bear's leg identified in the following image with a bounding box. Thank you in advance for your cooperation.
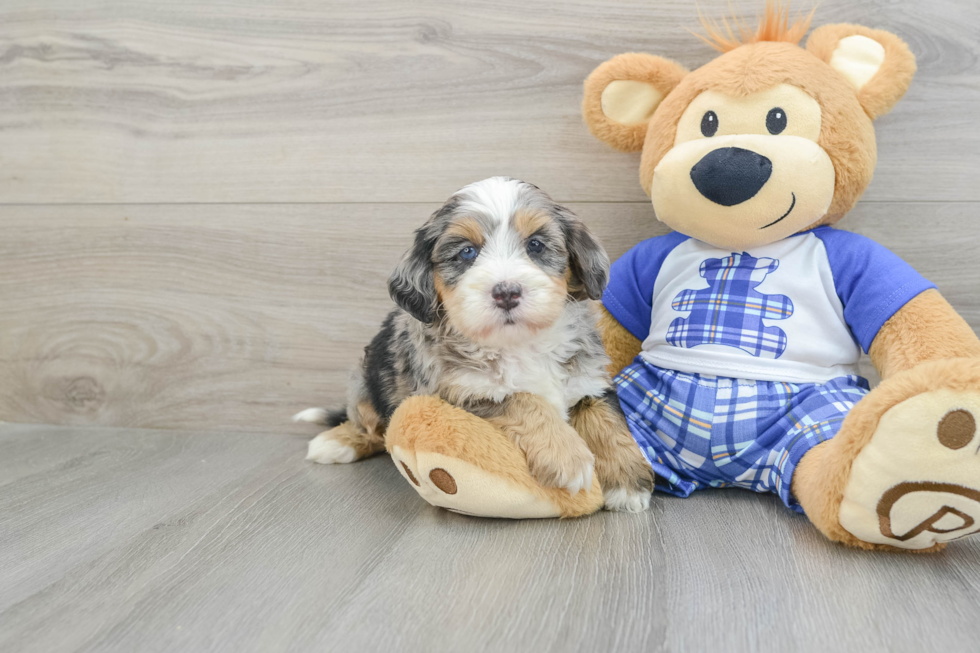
[793,358,980,551]
[385,396,603,519]
[570,393,654,512]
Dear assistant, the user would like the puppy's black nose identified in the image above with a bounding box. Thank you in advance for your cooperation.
[491,282,522,311]
[690,147,772,206]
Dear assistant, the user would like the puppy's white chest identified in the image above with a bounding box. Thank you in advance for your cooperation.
[494,352,562,395]
[453,348,580,418]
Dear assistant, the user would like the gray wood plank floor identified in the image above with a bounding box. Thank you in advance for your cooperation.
[3,423,980,653]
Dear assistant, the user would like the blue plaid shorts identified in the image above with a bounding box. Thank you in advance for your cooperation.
[615,358,870,512]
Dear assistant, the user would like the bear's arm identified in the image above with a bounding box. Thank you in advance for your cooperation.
[598,305,643,378]
[869,289,980,380]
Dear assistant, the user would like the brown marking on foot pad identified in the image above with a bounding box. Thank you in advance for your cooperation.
[937,409,976,450]
[429,468,457,494]
[877,481,980,542]
[400,462,420,486]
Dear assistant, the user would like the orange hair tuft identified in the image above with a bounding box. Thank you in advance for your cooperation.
[694,1,816,53]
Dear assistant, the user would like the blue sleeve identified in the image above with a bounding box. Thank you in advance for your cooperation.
[814,227,937,353]
[601,231,689,341]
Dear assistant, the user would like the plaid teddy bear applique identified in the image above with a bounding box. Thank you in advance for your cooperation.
[666,253,794,359]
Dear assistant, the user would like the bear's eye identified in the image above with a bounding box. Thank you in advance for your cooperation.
[701,111,719,137]
[766,107,787,135]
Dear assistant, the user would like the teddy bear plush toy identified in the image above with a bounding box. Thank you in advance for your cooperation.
[385,2,980,551]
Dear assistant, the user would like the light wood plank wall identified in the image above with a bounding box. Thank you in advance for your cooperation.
[1,0,978,433]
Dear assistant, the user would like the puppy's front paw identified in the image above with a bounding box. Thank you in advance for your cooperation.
[603,487,652,512]
[524,434,596,495]
[306,432,357,464]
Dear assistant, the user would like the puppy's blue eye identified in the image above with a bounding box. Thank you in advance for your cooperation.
[527,239,545,254]
[459,246,479,261]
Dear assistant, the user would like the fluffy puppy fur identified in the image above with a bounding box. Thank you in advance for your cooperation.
[297,177,652,500]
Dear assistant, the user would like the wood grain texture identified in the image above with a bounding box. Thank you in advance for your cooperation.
[2,423,980,653]
[0,0,978,203]
[1,201,977,432]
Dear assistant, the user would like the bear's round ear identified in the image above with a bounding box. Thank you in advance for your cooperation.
[582,53,688,152]
[807,24,916,120]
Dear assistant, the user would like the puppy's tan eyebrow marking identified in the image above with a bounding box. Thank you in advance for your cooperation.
[512,209,553,239]
[445,217,485,246]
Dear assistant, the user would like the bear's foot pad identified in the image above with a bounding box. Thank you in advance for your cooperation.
[386,396,603,519]
[840,389,980,549]
[391,446,564,518]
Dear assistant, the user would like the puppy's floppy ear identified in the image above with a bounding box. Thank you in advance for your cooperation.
[388,222,439,324]
[583,53,688,152]
[556,208,610,301]
[807,24,916,120]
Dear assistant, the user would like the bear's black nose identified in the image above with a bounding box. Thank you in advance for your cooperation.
[690,147,772,206]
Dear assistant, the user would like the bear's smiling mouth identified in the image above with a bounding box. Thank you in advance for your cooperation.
[759,193,796,229]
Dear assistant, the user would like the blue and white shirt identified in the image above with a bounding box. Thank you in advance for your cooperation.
[602,227,935,384]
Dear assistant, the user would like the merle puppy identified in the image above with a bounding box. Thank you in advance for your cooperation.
[296,177,653,509]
